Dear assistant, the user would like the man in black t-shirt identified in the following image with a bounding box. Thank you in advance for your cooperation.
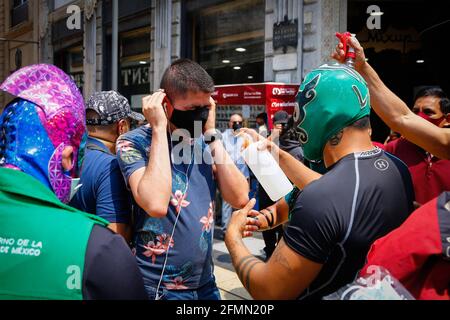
[225,65,414,300]
[283,146,414,299]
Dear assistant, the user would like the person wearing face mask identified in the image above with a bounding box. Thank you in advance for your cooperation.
[70,91,145,241]
[439,97,450,128]
[224,64,415,300]
[220,113,250,235]
[271,111,304,163]
[384,87,450,206]
[256,112,268,137]
[0,65,147,300]
[116,59,249,300]
[330,36,450,300]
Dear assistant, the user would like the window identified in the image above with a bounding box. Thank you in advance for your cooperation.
[186,0,265,85]
[10,0,28,27]
[54,43,84,94]
[12,0,27,7]
[118,27,151,111]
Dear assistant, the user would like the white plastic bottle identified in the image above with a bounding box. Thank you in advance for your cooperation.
[241,141,293,201]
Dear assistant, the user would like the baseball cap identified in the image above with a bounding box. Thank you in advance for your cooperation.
[86,90,145,125]
[273,110,289,124]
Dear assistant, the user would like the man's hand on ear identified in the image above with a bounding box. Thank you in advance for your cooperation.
[203,97,217,134]
[142,90,168,131]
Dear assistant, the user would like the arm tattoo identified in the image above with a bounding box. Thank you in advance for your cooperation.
[245,261,263,292]
[329,130,344,146]
[235,254,264,293]
[271,240,293,272]
[235,255,254,279]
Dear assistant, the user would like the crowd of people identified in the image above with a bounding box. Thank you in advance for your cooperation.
[0,35,449,300]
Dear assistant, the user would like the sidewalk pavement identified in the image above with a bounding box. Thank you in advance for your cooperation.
[214,265,252,300]
[213,229,266,300]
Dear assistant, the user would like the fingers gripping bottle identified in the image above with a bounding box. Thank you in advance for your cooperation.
[241,140,293,202]
[335,32,356,69]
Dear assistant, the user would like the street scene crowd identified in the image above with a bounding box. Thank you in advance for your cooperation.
[0,32,449,300]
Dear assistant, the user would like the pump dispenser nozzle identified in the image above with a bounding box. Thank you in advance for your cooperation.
[335,32,356,68]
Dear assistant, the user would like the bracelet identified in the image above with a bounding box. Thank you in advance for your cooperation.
[260,208,274,228]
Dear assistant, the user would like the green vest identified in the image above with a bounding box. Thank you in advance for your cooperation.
[0,168,108,300]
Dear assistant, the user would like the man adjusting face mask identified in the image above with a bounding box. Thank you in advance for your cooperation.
[169,106,210,138]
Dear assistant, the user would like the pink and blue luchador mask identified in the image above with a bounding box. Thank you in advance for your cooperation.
[0,64,87,203]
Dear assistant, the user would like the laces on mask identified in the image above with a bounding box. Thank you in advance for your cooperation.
[0,108,16,165]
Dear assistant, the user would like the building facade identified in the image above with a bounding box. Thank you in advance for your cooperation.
[2,0,449,142]
[0,0,41,107]
[1,0,347,112]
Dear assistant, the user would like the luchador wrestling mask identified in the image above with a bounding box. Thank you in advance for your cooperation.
[292,63,371,161]
[0,64,87,203]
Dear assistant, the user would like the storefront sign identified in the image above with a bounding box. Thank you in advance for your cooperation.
[273,16,298,53]
[213,83,300,129]
[121,65,150,87]
[271,86,297,96]
[357,26,421,54]
[212,85,266,105]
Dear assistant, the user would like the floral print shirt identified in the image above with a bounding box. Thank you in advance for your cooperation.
[116,125,216,290]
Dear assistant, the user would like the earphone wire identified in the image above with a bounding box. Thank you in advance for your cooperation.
[154,118,195,300]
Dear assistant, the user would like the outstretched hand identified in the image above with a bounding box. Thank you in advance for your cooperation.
[226,199,261,239]
[238,128,279,156]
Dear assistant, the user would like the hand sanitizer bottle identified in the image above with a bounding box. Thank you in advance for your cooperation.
[241,141,293,202]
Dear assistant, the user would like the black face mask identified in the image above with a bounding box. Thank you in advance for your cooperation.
[170,107,210,138]
[279,123,288,136]
[232,122,242,131]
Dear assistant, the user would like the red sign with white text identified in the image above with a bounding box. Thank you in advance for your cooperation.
[213,83,300,128]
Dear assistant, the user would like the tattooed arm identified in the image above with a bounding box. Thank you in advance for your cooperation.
[225,199,323,299]
[246,199,290,233]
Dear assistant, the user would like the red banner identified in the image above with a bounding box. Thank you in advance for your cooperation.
[212,84,266,105]
[213,83,300,128]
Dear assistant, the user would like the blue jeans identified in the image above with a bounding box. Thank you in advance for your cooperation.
[144,277,221,300]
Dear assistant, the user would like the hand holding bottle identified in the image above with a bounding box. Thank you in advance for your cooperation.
[332,32,368,72]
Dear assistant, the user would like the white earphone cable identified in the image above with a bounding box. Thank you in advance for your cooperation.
[154,131,195,300]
